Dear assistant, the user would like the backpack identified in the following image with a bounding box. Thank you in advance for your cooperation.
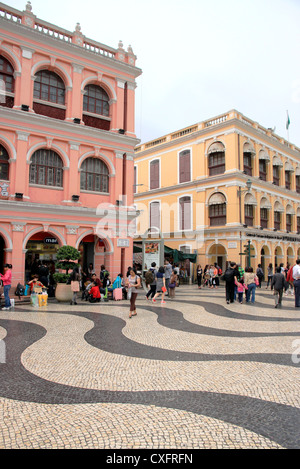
[222,269,235,282]
[15,283,25,298]
[145,269,154,285]
[100,269,108,280]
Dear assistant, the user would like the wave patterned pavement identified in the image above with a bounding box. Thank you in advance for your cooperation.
[0,285,299,449]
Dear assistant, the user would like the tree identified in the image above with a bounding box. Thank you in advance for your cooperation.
[53,245,80,284]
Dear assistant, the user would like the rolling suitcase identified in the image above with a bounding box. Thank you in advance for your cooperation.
[113,288,123,301]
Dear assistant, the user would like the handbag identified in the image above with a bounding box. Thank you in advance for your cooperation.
[254,276,259,286]
[168,282,176,288]
[162,286,167,292]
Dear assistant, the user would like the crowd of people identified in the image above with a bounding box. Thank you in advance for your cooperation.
[2,257,300,312]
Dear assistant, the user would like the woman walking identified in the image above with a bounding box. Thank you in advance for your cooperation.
[152,266,166,304]
[266,263,273,290]
[70,266,80,305]
[196,265,202,289]
[1,264,12,311]
[126,268,141,318]
[244,267,258,304]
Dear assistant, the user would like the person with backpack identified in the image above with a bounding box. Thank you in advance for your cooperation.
[145,262,157,300]
[256,264,264,288]
[222,262,238,304]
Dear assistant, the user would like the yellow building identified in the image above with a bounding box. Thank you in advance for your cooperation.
[134,110,300,277]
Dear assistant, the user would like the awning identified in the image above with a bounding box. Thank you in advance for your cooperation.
[274,201,285,213]
[208,192,226,205]
[244,193,257,206]
[259,149,270,161]
[164,246,197,263]
[243,142,256,154]
[207,142,225,154]
[285,162,295,172]
[260,197,272,209]
[272,156,283,167]
[286,205,295,215]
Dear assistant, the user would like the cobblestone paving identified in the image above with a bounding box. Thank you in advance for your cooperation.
[0,285,299,449]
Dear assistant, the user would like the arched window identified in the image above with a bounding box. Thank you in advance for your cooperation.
[83,85,109,116]
[0,56,15,108]
[208,192,226,226]
[33,70,66,120]
[80,158,109,193]
[0,144,9,180]
[82,84,110,131]
[260,198,271,229]
[29,149,63,187]
[34,70,65,104]
[208,142,225,176]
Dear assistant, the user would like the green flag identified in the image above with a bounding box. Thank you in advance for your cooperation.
[286,111,290,130]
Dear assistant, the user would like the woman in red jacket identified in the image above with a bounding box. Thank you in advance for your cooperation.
[0,264,12,310]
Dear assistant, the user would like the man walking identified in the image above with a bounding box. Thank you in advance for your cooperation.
[271,266,285,308]
[292,259,300,307]
[164,259,173,296]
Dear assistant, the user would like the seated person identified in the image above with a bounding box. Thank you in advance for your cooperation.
[88,282,101,303]
[101,273,113,297]
[91,273,101,287]
[28,274,45,292]
[82,281,93,300]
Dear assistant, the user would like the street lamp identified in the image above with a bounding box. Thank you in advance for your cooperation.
[237,179,252,267]
[237,179,252,197]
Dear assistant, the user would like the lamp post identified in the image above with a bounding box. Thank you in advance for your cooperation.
[237,179,252,267]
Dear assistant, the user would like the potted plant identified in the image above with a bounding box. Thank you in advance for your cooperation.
[53,245,80,302]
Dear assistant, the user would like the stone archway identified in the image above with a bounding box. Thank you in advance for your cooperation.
[208,244,227,272]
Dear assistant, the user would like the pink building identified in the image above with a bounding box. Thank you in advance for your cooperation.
[0,2,142,287]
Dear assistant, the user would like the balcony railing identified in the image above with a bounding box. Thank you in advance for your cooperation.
[0,2,134,64]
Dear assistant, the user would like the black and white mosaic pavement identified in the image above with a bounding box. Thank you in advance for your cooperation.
[0,286,299,449]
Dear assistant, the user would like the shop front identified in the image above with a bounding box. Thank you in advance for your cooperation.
[25,232,60,282]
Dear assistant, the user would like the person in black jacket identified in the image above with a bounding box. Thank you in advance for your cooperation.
[223,262,238,304]
[271,267,285,308]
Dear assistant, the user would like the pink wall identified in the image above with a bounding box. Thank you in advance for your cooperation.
[0,2,142,287]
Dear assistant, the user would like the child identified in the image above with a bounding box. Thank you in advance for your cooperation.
[28,274,45,292]
[235,278,247,304]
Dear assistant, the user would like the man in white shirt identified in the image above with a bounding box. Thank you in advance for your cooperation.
[292,259,300,307]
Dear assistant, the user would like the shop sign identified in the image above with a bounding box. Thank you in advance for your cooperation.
[117,239,130,248]
[44,237,58,245]
[228,242,237,249]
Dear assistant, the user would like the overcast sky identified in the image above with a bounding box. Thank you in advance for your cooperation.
[5,0,300,147]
